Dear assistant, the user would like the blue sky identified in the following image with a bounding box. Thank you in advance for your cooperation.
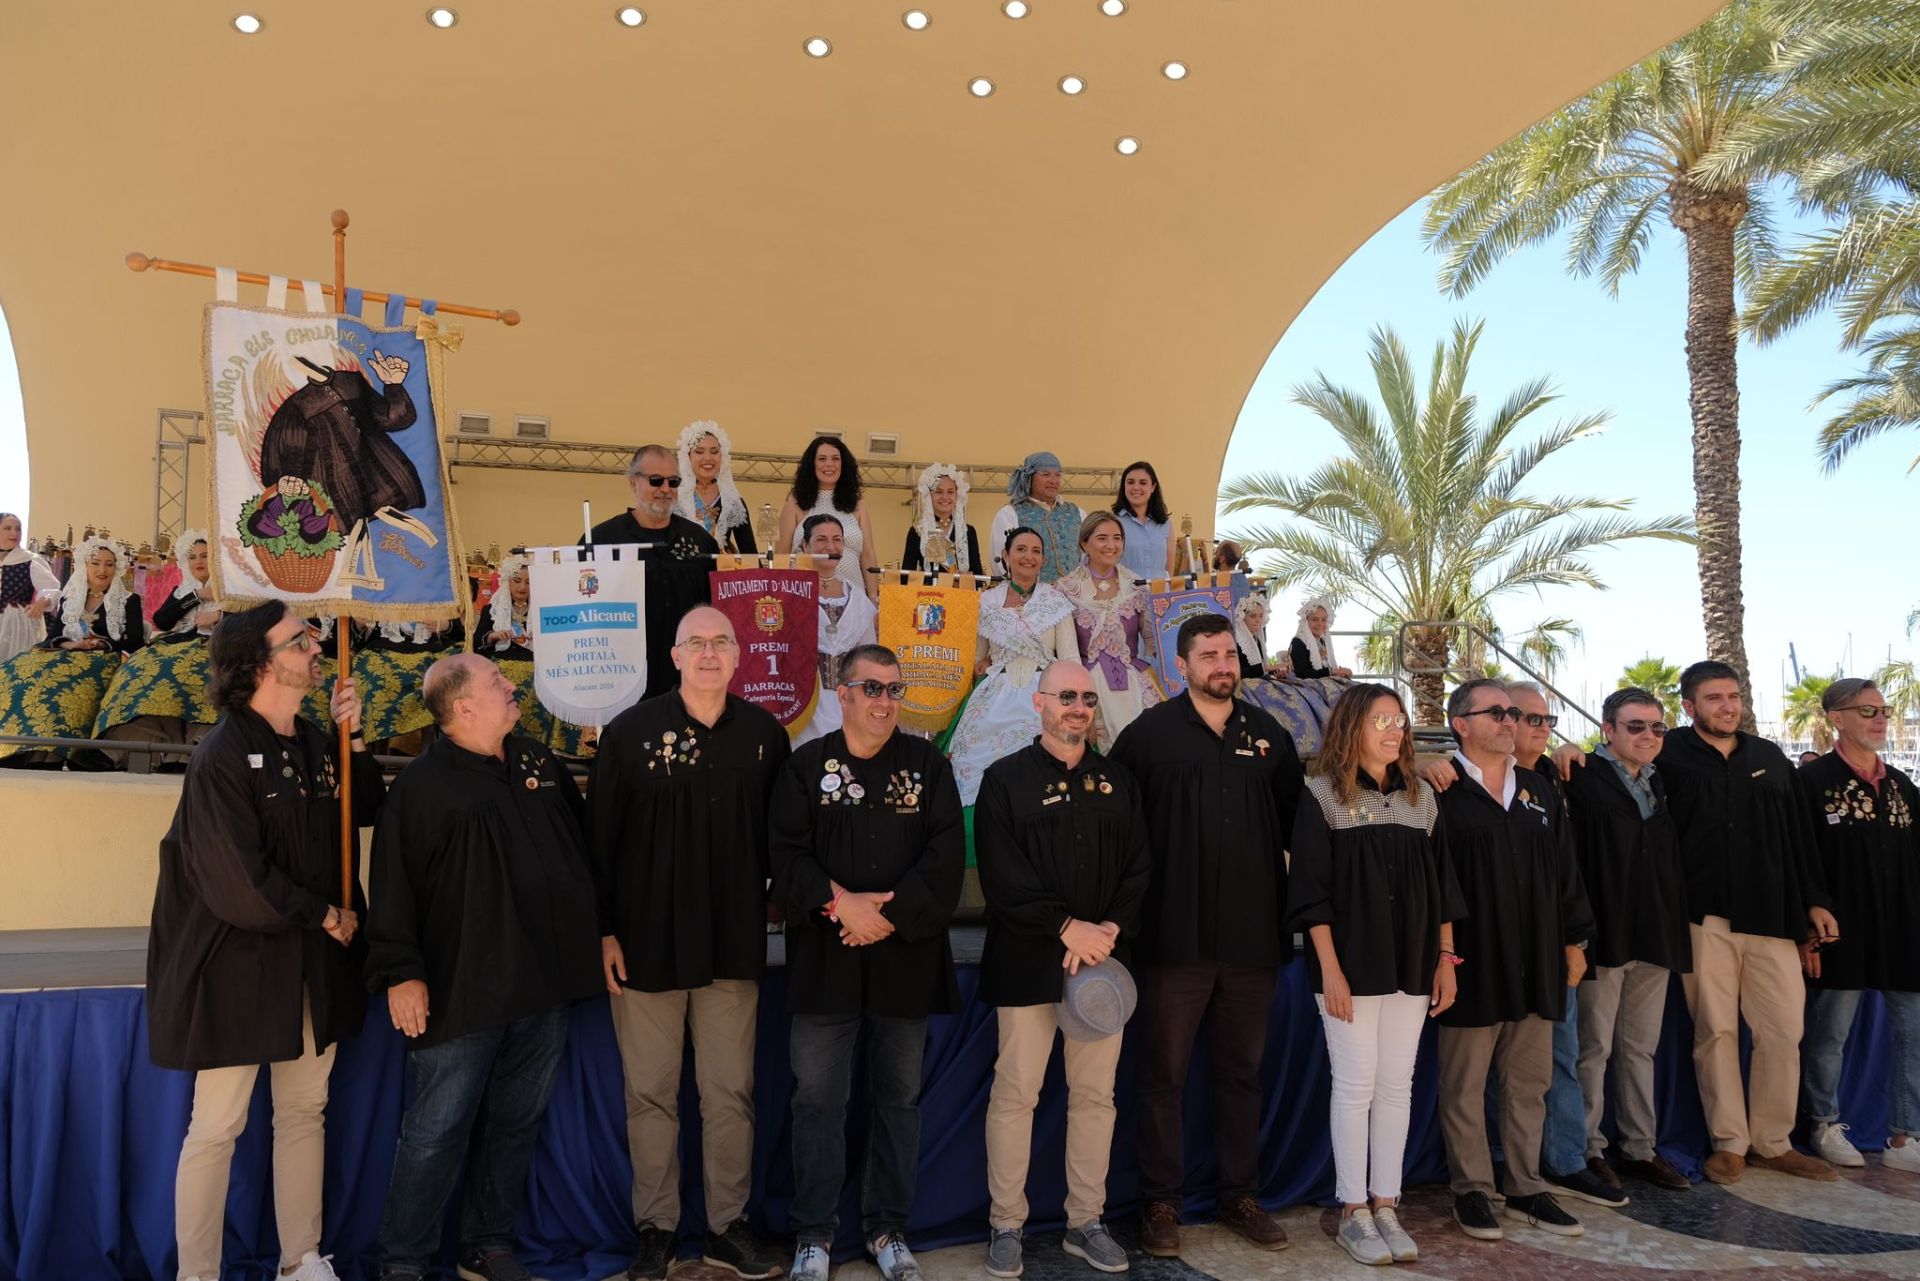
[1221,200,1915,729]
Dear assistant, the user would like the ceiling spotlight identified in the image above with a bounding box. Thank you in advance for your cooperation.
[969,77,996,98]
[1059,75,1086,95]
[1003,1,1029,16]
[616,7,646,26]
[903,9,930,29]
[1100,0,1126,14]
[232,13,262,33]
[426,7,458,28]
[1115,136,1140,155]
[1162,60,1188,80]
[804,36,833,57]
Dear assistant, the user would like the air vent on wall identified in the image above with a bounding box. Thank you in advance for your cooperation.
[456,411,492,436]
[867,432,900,457]
[514,415,550,441]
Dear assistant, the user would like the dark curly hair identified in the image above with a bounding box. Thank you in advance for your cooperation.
[791,435,863,512]
[208,601,292,714]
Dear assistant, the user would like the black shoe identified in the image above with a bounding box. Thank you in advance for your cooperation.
[457,1247,532,1281]
[628,1226,677,1280]
[1547,1165,1629,1208]
[1452,1191,1505,1241]
[1503,1192,1584,1237]
[704,1218,784,1280]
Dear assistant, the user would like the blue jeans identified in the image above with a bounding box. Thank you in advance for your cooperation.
[376,1006,570,1276]
[1802,987,1920,1137]
[1485,987,1585,1177]
[788,1013,927,1247]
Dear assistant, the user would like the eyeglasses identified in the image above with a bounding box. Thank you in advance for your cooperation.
[270,630,318,655]
[1368,713,1409,731]
[633,473,683,488]
[1040,689,1101,708]
[842,678,909,701]
[677,635,736,656]
[1617,719,1668,737]
[1520,712,1558,729]
[1457,705,1523,724]
[1837,704,1892,720]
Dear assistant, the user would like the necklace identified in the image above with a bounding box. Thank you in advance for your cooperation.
[1089,565,1118,584]
[1007,579,1033,599]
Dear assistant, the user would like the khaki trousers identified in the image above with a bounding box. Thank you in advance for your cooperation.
[174,1000,335,1281]
[984,1003,1124,1230]
[610,980,759,1232]
[1681,915,1804,1158]
[1437,1017,1553,1197]
[1577,961,1670,1163]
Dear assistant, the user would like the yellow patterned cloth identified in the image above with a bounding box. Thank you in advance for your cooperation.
[353,648,440,743]
[497,659,596,757]
[93,642,217,735]
[0,648,125,760]
[875,577,982,732]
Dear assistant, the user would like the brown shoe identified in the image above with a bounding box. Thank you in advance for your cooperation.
[1615,1154,1691,1190]
[1703,1151,1745,1184]
[1747,1148,1839,1181]
[1218,1196,1289,1251]
[1586,1156,1623,1191]
[1141,1200,1181,1257]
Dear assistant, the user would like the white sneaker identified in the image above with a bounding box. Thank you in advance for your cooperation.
[1812,1121,1866,1168]
[1371,1205,1418,1262]
[1885,1138,1920,1174]
[790,1241,830,1281]
[869,1233,924,1281]
[281,1255,341,1281]
[1336,1209,1394,1266]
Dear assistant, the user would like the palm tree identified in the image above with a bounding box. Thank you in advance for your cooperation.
[1219,320,1693,722]
[1517,618,1584,685]
[1619,656,1685,723]
[1423,0,1816,726]
[1783,673,1837,751]
[1874,657,1920,751]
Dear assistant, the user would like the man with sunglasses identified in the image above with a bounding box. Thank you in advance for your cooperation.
[1561,688,1692,1192]
[770,644,965,1281]
[975,660,1152,1277]
[585,443,720,700]
[1795,678,1920,1176]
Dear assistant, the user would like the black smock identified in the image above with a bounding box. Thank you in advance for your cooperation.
[147,707,383,1070]
[974,741,1153,1007]
[43,596,145,653]
[584,510,720,701]
[769,730,965,1018]
[1563,758,1691,973]
[1288,637,1330,679]
[1107,692,1303,968]
[1656,725,1829,939]
[592,691,791,992]
[1798,752,1920,993]
[1289,768,1465,997]
[901,524,983,575]
[364,736,603,1050]
[1434,761,1594,1027]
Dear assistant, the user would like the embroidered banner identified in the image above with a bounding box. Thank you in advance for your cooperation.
[204,302,463,620]
[1148,580,1233,697]
[529,548,648,727]
[876,576,982,733]
[708,565,820,728]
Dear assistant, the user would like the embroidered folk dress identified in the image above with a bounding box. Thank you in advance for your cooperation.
[947,582,1080,805]
[1053,567,1161,750]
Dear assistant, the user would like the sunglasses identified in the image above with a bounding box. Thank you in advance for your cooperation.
[1836,704,1892,720]
[1040,689,1101,708]
[634,473,683,489]
[1368,713,1409,731]
[1617,719,1668,737]
[842,678,909,701]
[271,629,319,655]
[1457,705,1523,724]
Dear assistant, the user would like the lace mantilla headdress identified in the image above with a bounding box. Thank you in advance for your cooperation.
[60,536,130,642]
[913,463,972,572]
[673,420,748,538]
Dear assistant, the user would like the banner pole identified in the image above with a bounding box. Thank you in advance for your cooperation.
[332,209,355,910]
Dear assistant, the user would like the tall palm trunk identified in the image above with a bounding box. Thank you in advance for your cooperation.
[1671,184,1757,729]
[1406,627,1450,725]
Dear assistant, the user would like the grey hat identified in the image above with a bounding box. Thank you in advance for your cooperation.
[1054,957,1137,1041]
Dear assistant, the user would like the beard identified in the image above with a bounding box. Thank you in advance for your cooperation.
[1049,723,1088,746]
[1198,671,1237,699]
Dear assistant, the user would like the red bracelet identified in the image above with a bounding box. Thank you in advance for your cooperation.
[1439,950,1464,967]
[826,890,844,922]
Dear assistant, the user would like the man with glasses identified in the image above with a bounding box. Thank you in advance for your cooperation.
[1109,612,1303,1258]
[1795,678,1920,1176]
[592,605,791,1279]
[975,660,1152,1277]
[770,644,965,1281]
[1434,678,1593,1243]
[1561,688,1692,1192]
[586,443,721,699]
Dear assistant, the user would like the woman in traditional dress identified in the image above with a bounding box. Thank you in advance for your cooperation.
[901,463,981,575]
[47,537,145,655]
[0,512,59,665]
[1290,595,1353,679]
[1111,460,1182,582]
[480,555,533,660]
[96,531,223,757]
[675,420,758,554]
[947,527,1080,805]
[1054,511,1161,749]
[0,537,143,768]
[1232,589,1276,680]
[776,435,877,599]
[793,514,877,747]
[151,530,221,642]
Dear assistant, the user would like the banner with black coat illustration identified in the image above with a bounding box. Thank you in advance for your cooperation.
[1147,578,1233,697]
[529,549,648,727]
[708,565,820,728]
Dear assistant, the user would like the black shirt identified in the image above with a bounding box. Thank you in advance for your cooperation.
[1290,768,1465,997]
[975,741,1153,1007]
[1564,757,1691,973]
[1434,761,1594,1026]
[1798,752,1920,992]
[584,510,720,701]
[592,690,792,991]
[1107,692,1304,968]
[770,729,965,1017]
[44,597,145,654]
[1657,725,1829,939]
[902,524,983,575]
[364,736,603,1049]
[1288,637,1329,679]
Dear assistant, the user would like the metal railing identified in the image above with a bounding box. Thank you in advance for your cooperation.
[1391,618,1602,741]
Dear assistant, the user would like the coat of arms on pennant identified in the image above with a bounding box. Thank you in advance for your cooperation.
[578,567,600,598]
[877,577,981,733]
[754,594,784,634]
[204,302,462,618]
[913,599,947,637]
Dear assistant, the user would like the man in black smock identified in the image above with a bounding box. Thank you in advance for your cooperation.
[1433,678,1593,1243]
[147,601,379,1281]
[1107,612,1302,1258]
[770,644,965,1281]
[364,653,603,1281]
[585,442,721,701]
[976,659,1152,1278]
[593,605,791,1281]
